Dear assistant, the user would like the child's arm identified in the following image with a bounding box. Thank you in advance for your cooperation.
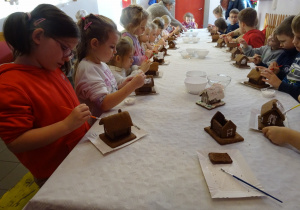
[260,69,282,88]
[100,73,145,111]
[7,104,90,153]
[262,126,300,150]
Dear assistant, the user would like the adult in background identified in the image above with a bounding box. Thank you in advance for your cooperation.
[146,0,183,29]
[221,0,251,20]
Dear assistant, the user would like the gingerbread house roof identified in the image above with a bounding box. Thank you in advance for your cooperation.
[230,47,242,54]
[202,84,224,100]
[227,42,237,48]
[261,99,285,121]
[234,54,248,62]
[247,68,261,80]
[99,110,133,133]
[211,111,236,129]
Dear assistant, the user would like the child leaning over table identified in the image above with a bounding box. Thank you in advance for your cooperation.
[161,15,180,39]
[262,95,300,151]
[237,8,265,48]
[74,14,146,124]
[214,17,227,35]
[260,15,300,101]
[240,33,283,67]
[108,38,150,86]
[0,4,91,187]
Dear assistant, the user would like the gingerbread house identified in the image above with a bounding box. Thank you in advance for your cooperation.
[152,52,164,64]
[233,54,250,68]
[216,38,226,48]
[168,40,176,49]
[167,36,175,42]
[99,109,136,148]
[258,99,285,130]
[244,67,270,89]
[204,111,244,145]
[197,84,225,110]
[159,45,168,56]
[230,47,242,60]
[212,34,219,42]
[147,62,159,76]
[135,75,155,95]
[227,42,237,51]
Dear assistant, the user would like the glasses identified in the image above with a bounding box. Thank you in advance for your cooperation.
[53,38,75,59]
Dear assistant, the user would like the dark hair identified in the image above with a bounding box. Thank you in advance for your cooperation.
[292,15,300,34]
[229,9,239,15]
[75,14,119,71]
[238,8,257,27]
[184,12,194,20]
[3,4,80,74]
[214,18,227,32]
[274,15,295,38]
[108,38,134,66]
[153,17,164,30]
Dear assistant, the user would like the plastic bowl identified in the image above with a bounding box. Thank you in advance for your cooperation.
[195,49,209,59]
[192,37,200,43]
[207,74,231,88]
[191,31,198,37]
[261,88,275,98]
[184,32,192,37]
[186,71,207,78]
[182,37,191,43]
[184,77,208,95]
[179,50,191,59]
[186,48,197,56]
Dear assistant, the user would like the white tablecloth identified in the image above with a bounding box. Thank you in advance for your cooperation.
[25,29,300,210]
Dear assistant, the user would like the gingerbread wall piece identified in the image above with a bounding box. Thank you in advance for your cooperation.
[135,75,156,95]
[147,62,159,76]
[212,34,219,42]
[204,111,244,145]
[216,38,226,48]
[168,40,177,49]
[152,52,165,65]
[196,84,225,110]
[258,99,285,130]
[244,67,270,89]
[99,109,136,148]
[227,42,237,51]
[230,47,242,60]
[233,54,250,68]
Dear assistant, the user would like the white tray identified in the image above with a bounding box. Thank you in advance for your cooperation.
[198,149,265,198]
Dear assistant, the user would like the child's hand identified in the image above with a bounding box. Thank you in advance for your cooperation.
[63,104,90,130]
[122,76,134,87]
[268,61,280,74]
[157,38,165,46]
[145,50,153,59]
[131,72,146,89]
[262,126,288,146]
[238,38,248,48]
[139,60,151,73]
[260,69,282,89]
[252,54,262,65]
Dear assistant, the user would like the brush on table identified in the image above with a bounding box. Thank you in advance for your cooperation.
[61,106,101,120]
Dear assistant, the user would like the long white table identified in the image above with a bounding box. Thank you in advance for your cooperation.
[25,29,300,210]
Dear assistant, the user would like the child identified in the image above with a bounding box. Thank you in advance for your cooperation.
[192,18,198,29]
[262,96,300,151]
[75,14,146,122]
[75,9,88,22]
[226,8,239,33]
[0,4,90,186]
[260,15,300,100]
[214,18,228,34]
[108,38,150,85]
[241,33,283,67]
[237,8,265,48]
[182,12,197,29]
[120,4,152,66]
[162,15,171,38]
[153,17,165,42]
[213,5,223,19]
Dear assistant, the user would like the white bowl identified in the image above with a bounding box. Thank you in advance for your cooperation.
[182,37,191,43]
[186,71,207,78]
[179,50,191,59]
[261,88,275,98]
[184,77,208,95]
[195,49,209,58]
[186,48,197,56]
[191,31,198,37]
[192,37,200,43]
[124,96,136,105]
[184,32,192,37]
[207,74,231,88]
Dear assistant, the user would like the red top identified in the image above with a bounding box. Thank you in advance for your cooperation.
[243,29,265,48]
[0,63,90,179]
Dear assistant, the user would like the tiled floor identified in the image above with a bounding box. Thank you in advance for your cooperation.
[0,139,28,198]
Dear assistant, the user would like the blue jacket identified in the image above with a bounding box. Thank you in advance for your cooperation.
[226,23,239,33]
[279,52,300,101]
[225,0,251,20]
[276,48,298,80]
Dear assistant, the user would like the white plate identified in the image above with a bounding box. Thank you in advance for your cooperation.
[197,149,265,198]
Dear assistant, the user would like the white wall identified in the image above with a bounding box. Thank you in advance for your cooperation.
[257,0,300,30]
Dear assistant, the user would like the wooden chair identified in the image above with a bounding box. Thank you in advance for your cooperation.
[0,32,5,42]
[263,13,289,44]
